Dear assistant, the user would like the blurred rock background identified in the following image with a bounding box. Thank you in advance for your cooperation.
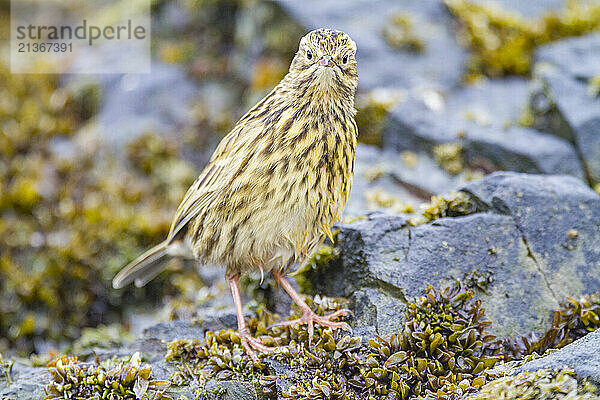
[1,0,600,398]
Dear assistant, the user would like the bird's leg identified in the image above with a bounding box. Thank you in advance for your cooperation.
[272,270,351,344]
[228,275,274,361]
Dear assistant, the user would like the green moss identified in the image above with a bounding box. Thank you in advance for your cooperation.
[471,367,600,399]
[382,13,426,53]
[43,352,170,400]
[445,0,600,77]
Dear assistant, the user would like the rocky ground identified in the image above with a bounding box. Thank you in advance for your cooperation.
[2,0,600,399]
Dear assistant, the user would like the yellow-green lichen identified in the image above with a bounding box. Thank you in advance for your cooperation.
[355,89,403,146]
[410,191,478,226]
[445,0,600,77]
[365,188,416,214]
[588,76,600,98]
[382,13,426,53]
[433,143,465,175]
[0,351,13,384]
[470,367,600,399]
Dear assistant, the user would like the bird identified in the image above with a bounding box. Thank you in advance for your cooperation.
[113,28,359,361]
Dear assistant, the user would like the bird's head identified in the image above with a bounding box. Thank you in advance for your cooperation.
[289,28,358,97]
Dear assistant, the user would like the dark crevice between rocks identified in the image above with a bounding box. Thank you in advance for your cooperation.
[538,79,594,187]
[390,175,434,201]
[457,189,491,214]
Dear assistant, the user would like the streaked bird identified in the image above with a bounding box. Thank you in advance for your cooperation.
[113,28,359,360]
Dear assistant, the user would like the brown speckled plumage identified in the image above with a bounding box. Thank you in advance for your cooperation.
[113,28,358,358]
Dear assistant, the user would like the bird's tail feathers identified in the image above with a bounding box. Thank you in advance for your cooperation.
[112,241,169,289]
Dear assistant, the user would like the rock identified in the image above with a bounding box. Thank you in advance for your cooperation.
[345,145,468,217]
[204,380,260,400]
[93,64,201,147]
[350,287,407,338]
[384,93,586,179]
[275,0,467,91]
[444,77,530,130]
[536,33,600,81]
[0,365,49,400]
[305,172,600,338]
[519,329,600,384]
[529,41,600,184]
[468,0,564,18]
[462,172,600,302]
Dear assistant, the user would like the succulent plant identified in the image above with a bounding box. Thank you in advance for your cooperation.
[44,352,170,400]
[165,286,505,400]
[504,293,600,360]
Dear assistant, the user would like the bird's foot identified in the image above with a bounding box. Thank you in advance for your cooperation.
[239,329,275,363]
[271,308,352,344]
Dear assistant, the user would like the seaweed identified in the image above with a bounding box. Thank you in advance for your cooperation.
[165,285,503,400]
[0,351,14,384]
[432,143,464,175]
[504,293,600,360]
[44,352,171,400]
[0,59,198,351]
[445,0,600,77]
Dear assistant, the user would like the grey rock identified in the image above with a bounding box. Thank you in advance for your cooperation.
[204,380,260,400]
[536,33,600,80]
[529,65,600,184]
[351,287,406,338]
[275,0,467,91]
[94,64,201,148]
[0,365,49,400]
[462,172,600,301]
[519,329,600,384]
[345,145,468,217]
[468,0,564,18]
[384,94,586,179]
[307,172,600,338]
[444,77,530,130]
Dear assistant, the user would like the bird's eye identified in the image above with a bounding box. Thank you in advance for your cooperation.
[342,55,349,64]
[306,50,313,60]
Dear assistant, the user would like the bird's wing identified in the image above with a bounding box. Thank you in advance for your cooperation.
[165,125,252,243]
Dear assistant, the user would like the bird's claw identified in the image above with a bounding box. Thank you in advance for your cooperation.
[239,330,274,363]
[270,308,352,344]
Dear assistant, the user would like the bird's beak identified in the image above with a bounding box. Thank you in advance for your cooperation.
[319,55,333,67]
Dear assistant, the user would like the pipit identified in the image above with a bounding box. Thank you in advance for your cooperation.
[113,28,358,360]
